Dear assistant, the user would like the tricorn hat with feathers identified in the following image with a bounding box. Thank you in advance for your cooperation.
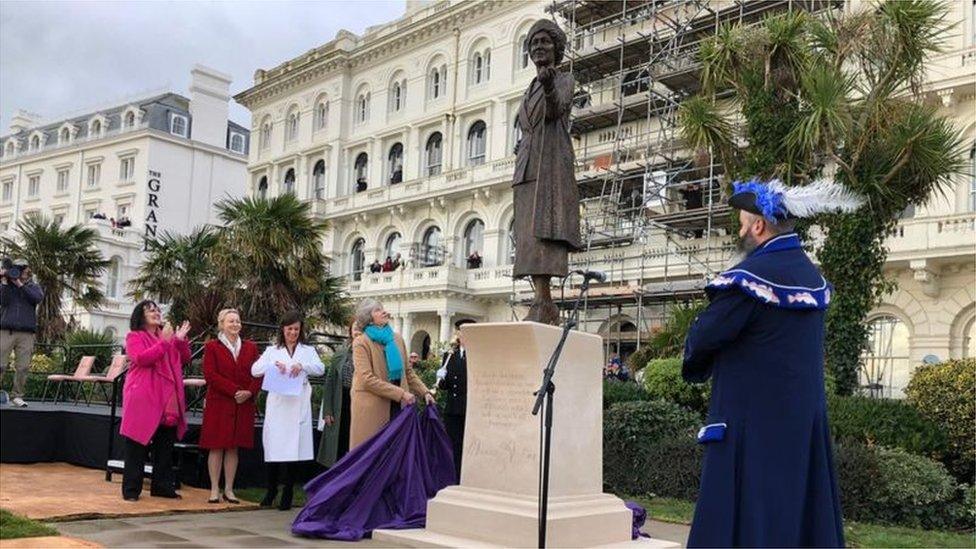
[729,178,864,222]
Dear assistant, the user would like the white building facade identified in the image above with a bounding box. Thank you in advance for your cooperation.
[0,65,250,340]
[236,0,975,395]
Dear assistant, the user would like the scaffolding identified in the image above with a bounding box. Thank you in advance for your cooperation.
[548,0,840,358]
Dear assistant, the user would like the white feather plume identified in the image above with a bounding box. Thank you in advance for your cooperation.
[768,178,865,219]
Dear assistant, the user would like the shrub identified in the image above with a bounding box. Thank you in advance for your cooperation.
[827,395,948,461]
[905,358,975,483]
[603,400,700,495]
[835,443,970,530]
[602,379,651,409]
[640,436,703,500]
[642,357,711,416]
[62,328,117,374]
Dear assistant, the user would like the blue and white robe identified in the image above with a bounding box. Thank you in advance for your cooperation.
[683,233,844,547]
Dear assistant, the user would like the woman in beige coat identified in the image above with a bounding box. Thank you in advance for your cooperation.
[349,299,434,449]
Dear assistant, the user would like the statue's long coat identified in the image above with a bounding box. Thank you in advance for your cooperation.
[512,72,581,278]
[683,233,845,547]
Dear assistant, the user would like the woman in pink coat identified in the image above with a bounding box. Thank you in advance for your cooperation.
[120,300,191,501]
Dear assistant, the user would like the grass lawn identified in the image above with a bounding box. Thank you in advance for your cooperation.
[0,509,58,540]
[627,496,975,548]
[236,484,307,508]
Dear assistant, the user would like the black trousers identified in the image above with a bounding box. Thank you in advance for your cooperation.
[122,425,177,498]
[265,461,299,489]
[444,413,465,481]
[337,388,352,461]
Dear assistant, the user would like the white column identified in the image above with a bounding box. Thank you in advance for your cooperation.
[483,228,503,268]
[438,310,454,343]
[402,313,414,351]
[406,125,420,181]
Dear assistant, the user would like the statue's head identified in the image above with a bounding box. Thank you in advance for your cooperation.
[527,19,566,68]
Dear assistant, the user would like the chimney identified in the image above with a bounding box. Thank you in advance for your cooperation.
[9,110,42,133]
[188,65,232,149]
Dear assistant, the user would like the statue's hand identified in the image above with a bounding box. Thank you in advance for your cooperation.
[538,66,556,90]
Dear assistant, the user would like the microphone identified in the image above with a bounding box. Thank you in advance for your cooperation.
[573,269,606,283]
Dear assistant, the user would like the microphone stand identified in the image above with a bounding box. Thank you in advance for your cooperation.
[531,273,594,549]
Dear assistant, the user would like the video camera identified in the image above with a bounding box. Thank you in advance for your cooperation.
[1,257,27,281]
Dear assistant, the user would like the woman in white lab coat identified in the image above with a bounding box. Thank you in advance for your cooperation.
[251,310,324,510]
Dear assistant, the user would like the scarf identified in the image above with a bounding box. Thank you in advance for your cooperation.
[218,332,241,360]
[364,324,403,381]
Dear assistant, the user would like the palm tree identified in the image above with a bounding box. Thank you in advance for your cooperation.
[0,216,109,342]
[678,1,964,394]
[213,193,350,328]
[128,227,223,334]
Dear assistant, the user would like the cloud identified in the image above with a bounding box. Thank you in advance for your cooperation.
[0,0,405,131]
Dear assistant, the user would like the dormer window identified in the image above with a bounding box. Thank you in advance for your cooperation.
[229,132,245,154]
[124,111,135,129]
[170,113,188,137]
[29,135,41,151]
[92,120,102,136]
[4,141,14,156]
[59,127,71,145]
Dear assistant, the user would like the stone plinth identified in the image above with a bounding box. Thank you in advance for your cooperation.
[375,322,673,548]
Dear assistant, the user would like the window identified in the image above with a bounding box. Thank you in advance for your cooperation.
[420,226,443,267]
[621,70,649,97]
[27,175,40,197]
[467,121,487,166]
[860,315,911,398]
[463,219,485,267]
[520,35,529,69]
[388,143,404,184]
[507,218,516,264]
[354,153,369,191]
[85,208,97,219]
[91,120,102,136]
[313,160,326,199]
[4,141,13,156]
[56,169,70,192]
[2,181,12,201]
[384,232,402,260]
[124,111,136,129]
[170,114,188,137]
[425,132,443,176]
[357,93,370,124]
[230,132,245,153]
[350,238,366,281]
[30,135,40,151]
[119,157,135,182]
[428,65,447,100]
[391,82,404,112]
[116,203,129,219]
[964,316,975,358]
[257,176,268,199]
[287,112,299,141]
[59,127,70,144]
[431,70,442,99]
[283,168,296,194]
[472,49,491,85]
[316,101,328,130]
[260,122,271,149]
[968,142,975,212]
[54,213,65,226]
[106,257,121,299]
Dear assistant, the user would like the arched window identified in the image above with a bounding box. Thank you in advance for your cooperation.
[4,141,14,156]
[91,120,102,136]
[30,135,40,150]
[392,82,403,112]
[124,111,135,128]
[472,49,491,85]
[354,152,369,192]
[260,121,271,149]
[230,133,245,153]
[384,232,402,260]
[428,64,447,101]
[431,70,441,99]
[106,257,122,298]
[519,35,529,69]
[316,100,328,130]
[463,219,485,268]
[60,127,70,144]
[287,111,299,141]
[257,176,268,199]
[312,160,326,200]
[467,121,487,166]
[283,168,296,194]
[388,143,404,184]
[425,133,443,176]
[964,316,975,358]
[350,238,366,281]
[860,315,911,398]
[420,226,442,267]
[357,93,370,124]
[507,218,516,264]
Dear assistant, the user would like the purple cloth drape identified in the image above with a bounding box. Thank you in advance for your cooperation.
[626,500,650,540]
[292,404,456,541]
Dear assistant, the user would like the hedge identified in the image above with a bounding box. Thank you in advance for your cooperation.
[603,400,700,495]
[905,358,975,483]
[639,436,703,501]
[602,379,652,409]
[641,357,710,416]
[827,395,948,461]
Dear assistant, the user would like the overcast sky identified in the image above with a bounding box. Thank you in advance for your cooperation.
[0,0,405,132]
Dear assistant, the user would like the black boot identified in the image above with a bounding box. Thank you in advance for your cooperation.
[278,463,295,511]
[260,463,279,508]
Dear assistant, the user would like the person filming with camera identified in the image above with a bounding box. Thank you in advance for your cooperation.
[0,258,44,407]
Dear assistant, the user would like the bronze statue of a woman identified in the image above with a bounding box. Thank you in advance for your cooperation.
[512,19,581,325]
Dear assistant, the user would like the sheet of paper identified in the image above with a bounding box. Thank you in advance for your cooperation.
[262,363,303,396]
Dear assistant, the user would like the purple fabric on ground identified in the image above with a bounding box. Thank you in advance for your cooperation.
[626,500,650,539]
[292,404,456,541]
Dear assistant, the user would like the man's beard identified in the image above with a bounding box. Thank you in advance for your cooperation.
[728,232,759,267]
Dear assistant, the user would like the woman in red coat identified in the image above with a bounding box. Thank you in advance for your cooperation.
[200,308,261,503]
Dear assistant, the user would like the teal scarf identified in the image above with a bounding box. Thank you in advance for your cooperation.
[364,324,403,381]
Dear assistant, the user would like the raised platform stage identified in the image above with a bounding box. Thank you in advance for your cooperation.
[0,401,323,488]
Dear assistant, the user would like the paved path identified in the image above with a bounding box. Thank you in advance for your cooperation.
[56,508,690,547]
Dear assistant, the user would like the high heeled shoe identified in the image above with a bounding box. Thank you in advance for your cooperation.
[259,486,278,508]
[277,485,293,511]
